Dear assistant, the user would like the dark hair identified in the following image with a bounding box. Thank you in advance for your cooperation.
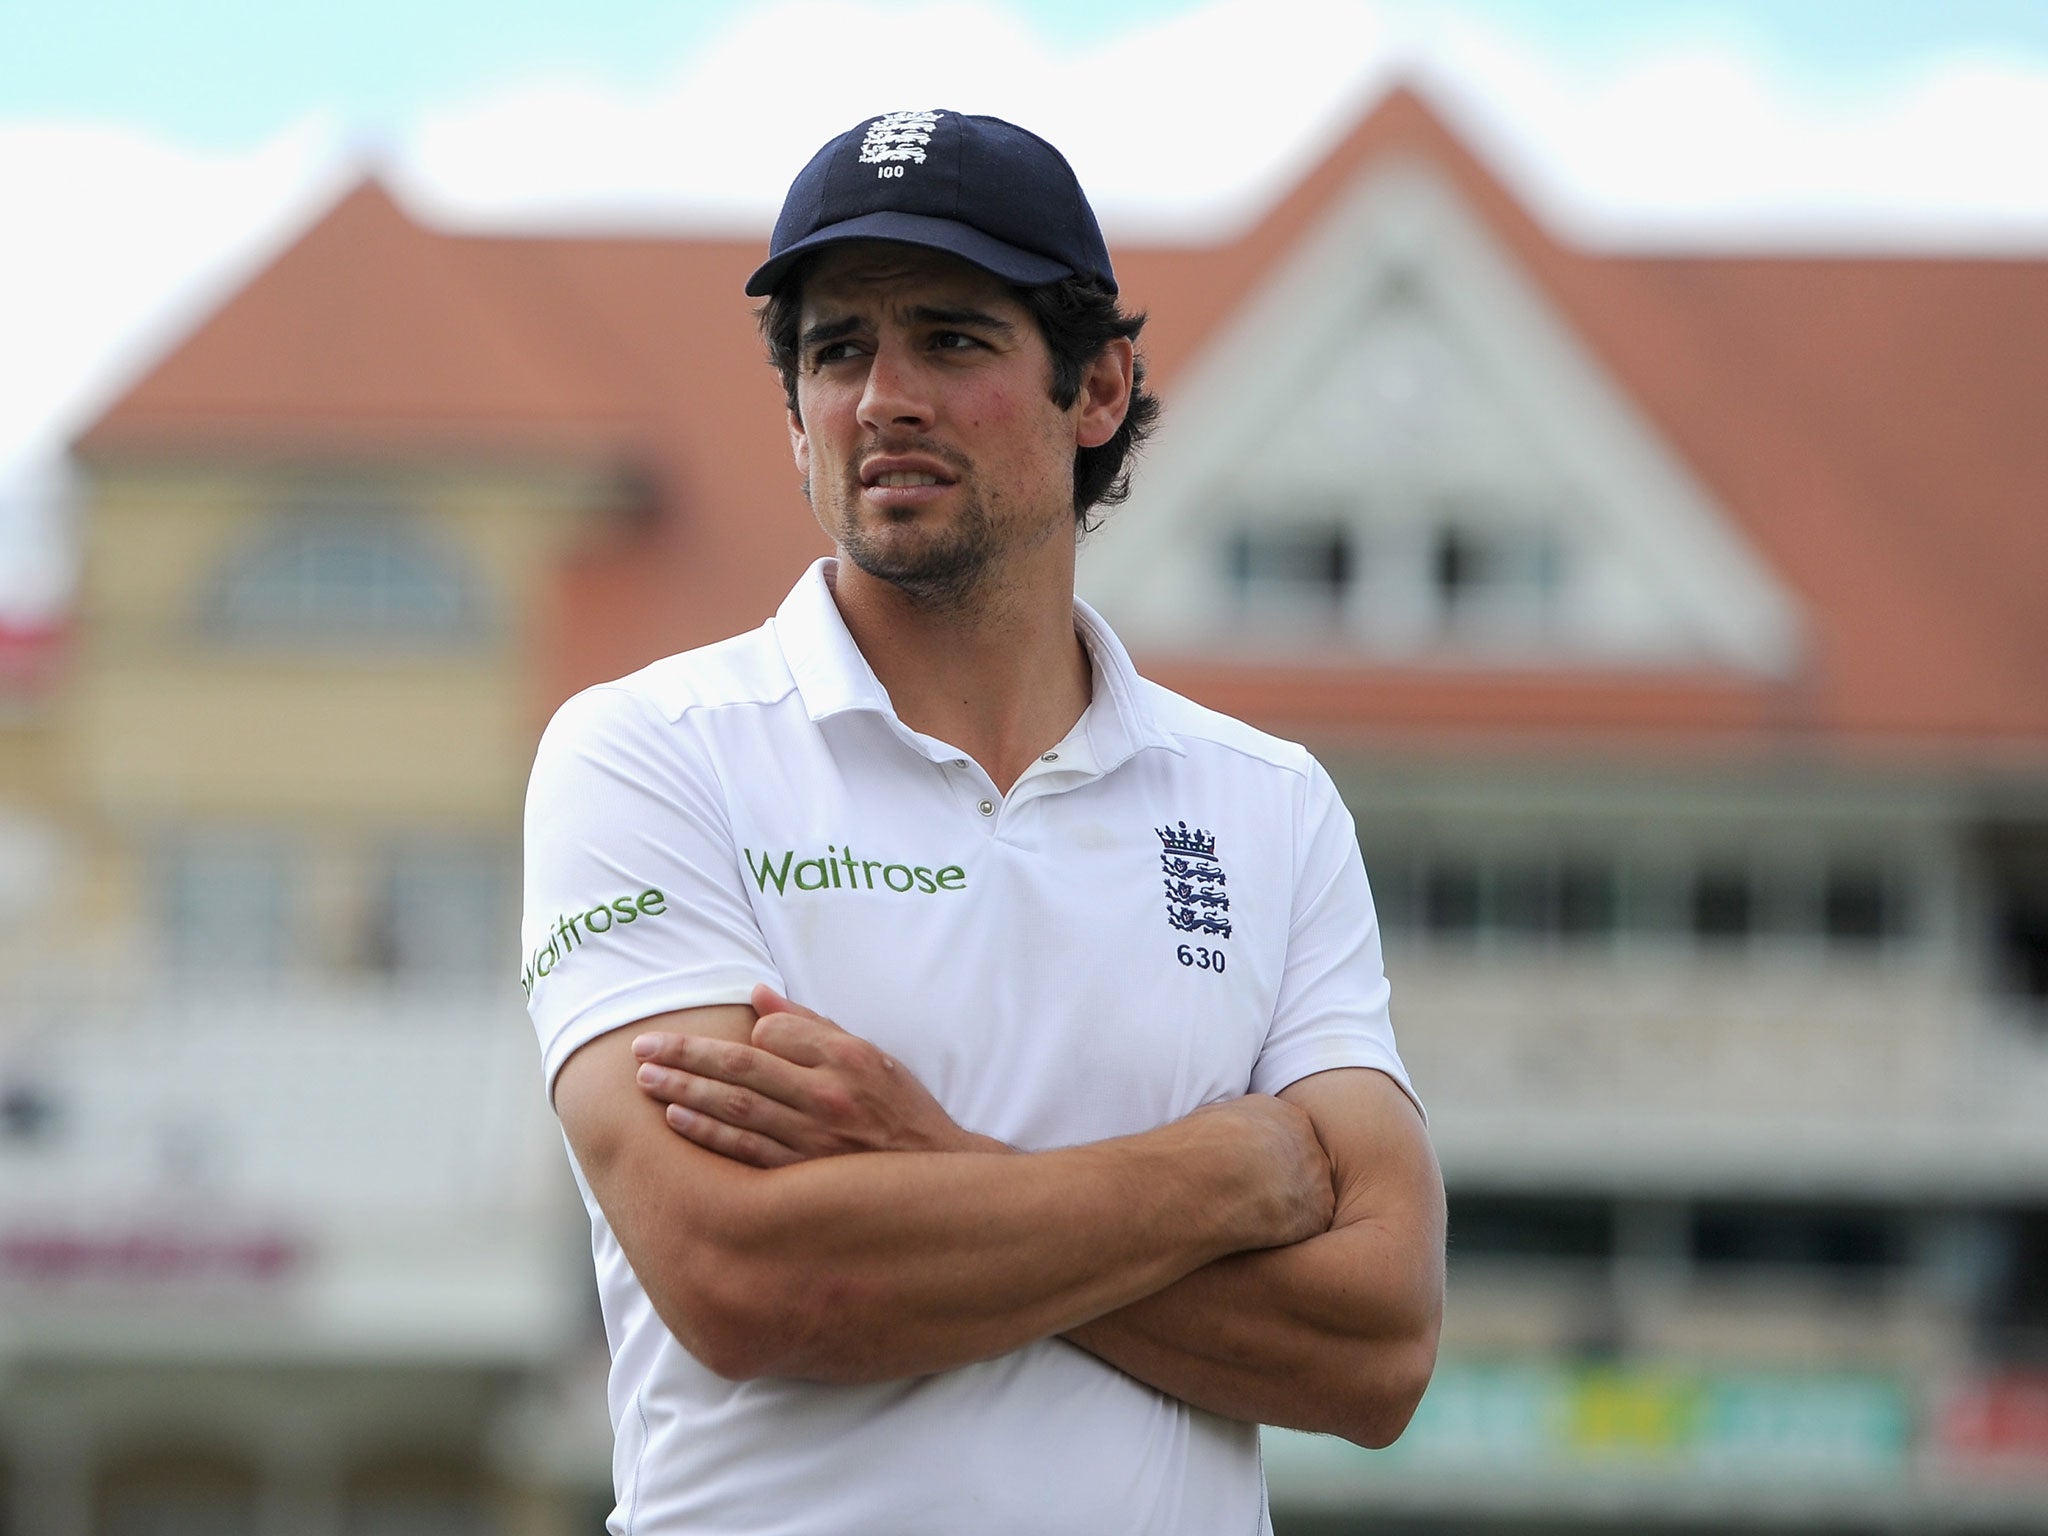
[757,268,1161,531]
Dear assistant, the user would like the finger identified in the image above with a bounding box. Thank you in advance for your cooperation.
[663,1104,801,1169]
[749,983,834,1025]
[636,1062,815,1145]
[661,1036,815,1111]
[749,1010,839,1068]
[638,1040,815,1122]
[631,1030,685,1065]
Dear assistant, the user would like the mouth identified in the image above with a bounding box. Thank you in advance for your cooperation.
[859,454,959,491]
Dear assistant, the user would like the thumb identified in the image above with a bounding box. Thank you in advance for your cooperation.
[750,982,832,1026]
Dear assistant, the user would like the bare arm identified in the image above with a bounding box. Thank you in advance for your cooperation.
[1062,1067,1443,1447]
[555,999,1332,1386]
[635,991,1443,1445]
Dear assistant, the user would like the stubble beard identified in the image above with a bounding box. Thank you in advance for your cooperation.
[825,465,1006,615]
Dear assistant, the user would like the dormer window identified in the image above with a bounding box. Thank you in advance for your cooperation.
[1216,505,1566,653]
[207,484,483,649]
[1225,522,1355,622]
[1429,518,1566,636]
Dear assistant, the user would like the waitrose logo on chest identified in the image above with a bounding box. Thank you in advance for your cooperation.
[746,844,967,896]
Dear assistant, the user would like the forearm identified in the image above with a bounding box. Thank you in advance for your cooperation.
[1063,1220,1441,1446]
[604,1101,1320,1385]
[605,996,1342,1388]
[1065,1069,1444,1446]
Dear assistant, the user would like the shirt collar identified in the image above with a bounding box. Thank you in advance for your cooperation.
[771,557,1184,767]
[773,558,895,721]
[1072,590,1185,767]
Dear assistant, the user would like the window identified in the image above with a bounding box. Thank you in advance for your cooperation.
[1977,1206,2048,1358]
[0,1078,58,1143]
[1690,1202,1906,1285]
[1558,860,1619,938]
[158,834,296,980]
[1427,517,1565,632]
[1491,861,1556,939]
[208,488,482,647]
[1422,856,1482,939]
[1432,524,1490,608]
[1981,824,2048,1009]
[362,843,513,982]
[1356,835,1916,956]
[1450,1195,1615,1262]
[1823,861,1897,944]
[1361,844,1417,933]
[1225,522,1355,617]
[1691,865,1753,944]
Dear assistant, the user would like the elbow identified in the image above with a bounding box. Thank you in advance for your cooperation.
[1335,1332,1439,1450]
[687,1327,782,1384]
[667,1284,780,1382]
[644,1215,852,1382]
[651,1260,818,1382]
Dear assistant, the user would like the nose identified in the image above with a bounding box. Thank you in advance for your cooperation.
[856,341,935,434]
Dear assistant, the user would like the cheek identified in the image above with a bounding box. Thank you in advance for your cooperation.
[794,392,851,466]
[963,387,1045,449]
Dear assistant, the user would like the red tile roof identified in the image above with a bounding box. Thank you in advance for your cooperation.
[75,87,2048,758]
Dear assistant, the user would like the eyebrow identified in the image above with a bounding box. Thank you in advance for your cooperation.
[798,305,1019,353]
[906,304,1017,337]
[798,316,863,353]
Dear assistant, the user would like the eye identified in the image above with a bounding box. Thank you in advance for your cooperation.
[930,331,981,351]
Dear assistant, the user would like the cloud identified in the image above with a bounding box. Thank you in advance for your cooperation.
[1418,14,2048,245]
[398,0,1406,237]
[401,1,1063,228]
[6,0,2048,615]
[0,115,352,613]
[0,115,352,465]
[395,0,2048,247]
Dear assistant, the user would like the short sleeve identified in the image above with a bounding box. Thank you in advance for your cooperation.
[520,684,783,1097]
[1248,759,1423,1118]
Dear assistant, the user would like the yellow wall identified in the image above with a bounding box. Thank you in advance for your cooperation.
[38,453,621,984]
[68,458,609,817]
[0,707,56,804]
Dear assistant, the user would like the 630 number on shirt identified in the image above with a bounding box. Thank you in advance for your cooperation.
[1176,944,1225,973]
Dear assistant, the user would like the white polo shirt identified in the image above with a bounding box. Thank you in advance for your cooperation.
[522,558,1415,1536]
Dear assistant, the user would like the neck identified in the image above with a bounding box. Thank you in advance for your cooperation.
[828,548,1091,795]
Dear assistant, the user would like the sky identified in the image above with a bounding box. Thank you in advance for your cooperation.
[4,0,2048,619]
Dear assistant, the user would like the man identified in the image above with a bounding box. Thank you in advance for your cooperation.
[522,108,1443,1535]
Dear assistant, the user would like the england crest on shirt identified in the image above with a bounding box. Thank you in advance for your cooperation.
[1156,821,1231,939]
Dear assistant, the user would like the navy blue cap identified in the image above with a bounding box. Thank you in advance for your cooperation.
[746,109,1116,298]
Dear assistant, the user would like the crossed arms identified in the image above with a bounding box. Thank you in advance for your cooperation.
[554,983,1444,1448]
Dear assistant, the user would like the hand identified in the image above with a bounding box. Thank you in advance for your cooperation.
[632,984,998,1168]
[1191,1094,1336,1249]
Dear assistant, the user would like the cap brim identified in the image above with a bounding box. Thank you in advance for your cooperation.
[744,210,1076,297]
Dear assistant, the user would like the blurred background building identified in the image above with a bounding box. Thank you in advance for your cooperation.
[2,80,2046,1535]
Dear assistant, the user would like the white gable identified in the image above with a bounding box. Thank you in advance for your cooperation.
[1081,158,1802,673]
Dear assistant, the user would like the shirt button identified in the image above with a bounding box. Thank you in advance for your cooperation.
[977,799,995,817]
[951,759,968,768]
[1041,750,1059,762]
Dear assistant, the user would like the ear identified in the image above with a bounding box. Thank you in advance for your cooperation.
[787,404,810,483]
[1074,337,1135,451]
